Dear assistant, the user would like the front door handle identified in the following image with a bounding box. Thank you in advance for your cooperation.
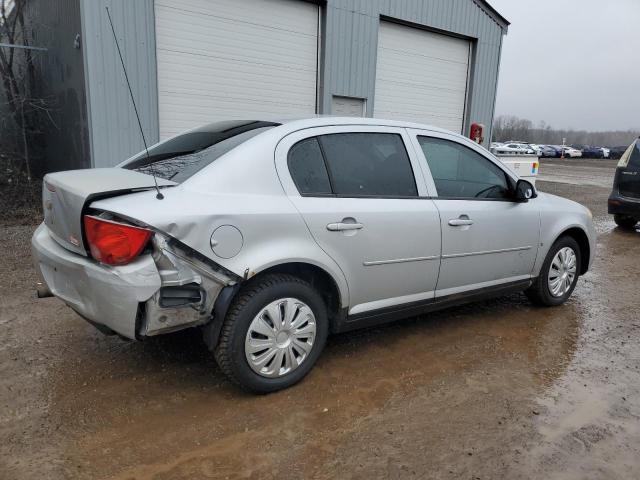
[448,216,474,227]
[327,222,364,232]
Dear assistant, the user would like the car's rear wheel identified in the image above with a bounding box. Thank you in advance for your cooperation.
[614,214,638,229]
[526,236,581,306]
[214,274,328,393]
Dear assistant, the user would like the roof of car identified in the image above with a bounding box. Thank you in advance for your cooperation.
[272,116,462,137]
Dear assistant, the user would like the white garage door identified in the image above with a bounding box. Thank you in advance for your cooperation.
[374,21,471,133]
[155,0,319,139]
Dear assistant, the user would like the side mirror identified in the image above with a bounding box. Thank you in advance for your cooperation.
[515,179,537,202]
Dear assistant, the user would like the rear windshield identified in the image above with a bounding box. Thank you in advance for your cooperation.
[121,120,280,183]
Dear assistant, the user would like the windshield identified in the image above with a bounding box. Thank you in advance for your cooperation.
[121,120,280,183]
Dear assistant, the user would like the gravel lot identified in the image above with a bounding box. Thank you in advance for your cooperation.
[1,158,639,480]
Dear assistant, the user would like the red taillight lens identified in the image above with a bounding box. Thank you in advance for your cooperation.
[83,215,153,266]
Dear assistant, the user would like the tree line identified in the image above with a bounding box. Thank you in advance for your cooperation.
[492,115,640,147]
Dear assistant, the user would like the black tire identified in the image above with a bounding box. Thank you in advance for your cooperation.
[614,214,638,229]
[214,273,328,393]
[526,236,581,307]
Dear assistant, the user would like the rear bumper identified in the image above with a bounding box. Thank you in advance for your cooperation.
[31,223,161,339]
[608,193,640,217]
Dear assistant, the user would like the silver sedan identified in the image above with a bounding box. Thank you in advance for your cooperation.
[32,117,596,393]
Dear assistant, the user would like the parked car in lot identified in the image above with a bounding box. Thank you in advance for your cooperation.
[539,145,559,158]
[511,142,540,155]
[32,117,596,393]
[549,146,564,157]
[494,143,536,155]
[575,145,600,158]
[575,145,609,159]
[610,146,629,160]
[608,138,640,229]
[528,144,543,156]
[562,146,583,158]
[542,145,564,158]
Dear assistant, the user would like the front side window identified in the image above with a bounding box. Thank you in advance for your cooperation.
[418,136,510,199]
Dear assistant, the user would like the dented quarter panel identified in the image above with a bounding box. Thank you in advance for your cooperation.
[92,188,350,309]
[90,129,350,308]
[140,236,233,336]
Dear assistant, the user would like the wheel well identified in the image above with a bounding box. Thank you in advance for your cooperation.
[253,263,343,328]
[561,227,590,274]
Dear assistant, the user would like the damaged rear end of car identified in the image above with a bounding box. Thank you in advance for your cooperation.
[33,169,241,341]
[32,120,280,341]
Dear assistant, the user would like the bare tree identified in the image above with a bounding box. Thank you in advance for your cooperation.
[0,0,51,181]
[493,115,639,147]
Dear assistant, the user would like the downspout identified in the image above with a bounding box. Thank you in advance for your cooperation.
[488,31,505,146]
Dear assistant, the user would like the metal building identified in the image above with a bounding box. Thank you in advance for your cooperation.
[31,0,508,170]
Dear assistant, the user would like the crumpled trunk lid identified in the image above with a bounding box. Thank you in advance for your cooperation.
[42,168,176,255]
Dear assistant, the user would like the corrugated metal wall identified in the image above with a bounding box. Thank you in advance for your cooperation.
[321,0,505,144]
[80,0,159,167]
[79,0,504,167]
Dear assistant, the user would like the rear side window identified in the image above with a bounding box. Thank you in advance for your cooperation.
[122,120,279,183]
[287,138,332,195]
[418,136,510,199]
[319,133,417,197]
[287,133,418,197]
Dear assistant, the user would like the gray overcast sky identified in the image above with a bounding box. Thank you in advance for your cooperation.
[489,0,640,131]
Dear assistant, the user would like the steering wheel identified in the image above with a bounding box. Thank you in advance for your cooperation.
[474,185,502,198]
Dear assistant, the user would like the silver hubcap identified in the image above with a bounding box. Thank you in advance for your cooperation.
[245,298,316,378]
[548,247,577,297]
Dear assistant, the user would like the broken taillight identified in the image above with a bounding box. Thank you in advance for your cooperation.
[83,215,153,266]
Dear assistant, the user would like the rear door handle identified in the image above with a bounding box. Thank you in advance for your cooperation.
[448,217,474,227]
[327,222,364,231]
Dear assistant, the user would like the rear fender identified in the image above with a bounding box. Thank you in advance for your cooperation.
[90,190,351,309]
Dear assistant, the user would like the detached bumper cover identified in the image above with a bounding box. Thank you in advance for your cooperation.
[31,223,161,339]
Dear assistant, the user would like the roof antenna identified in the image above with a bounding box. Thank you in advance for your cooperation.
[105,6,164,200]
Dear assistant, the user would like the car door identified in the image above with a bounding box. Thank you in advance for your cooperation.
[275,125,442,316]
[408,129,540,298]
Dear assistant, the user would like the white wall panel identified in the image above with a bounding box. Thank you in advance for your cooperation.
[374,21,471,133]
[155,0,319,139]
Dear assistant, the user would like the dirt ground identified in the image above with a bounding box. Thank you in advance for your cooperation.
[2,158,639,480]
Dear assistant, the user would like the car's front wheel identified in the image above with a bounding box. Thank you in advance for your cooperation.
[614,214,638,229]
[526,236,581,306]
[214,274,328,393]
